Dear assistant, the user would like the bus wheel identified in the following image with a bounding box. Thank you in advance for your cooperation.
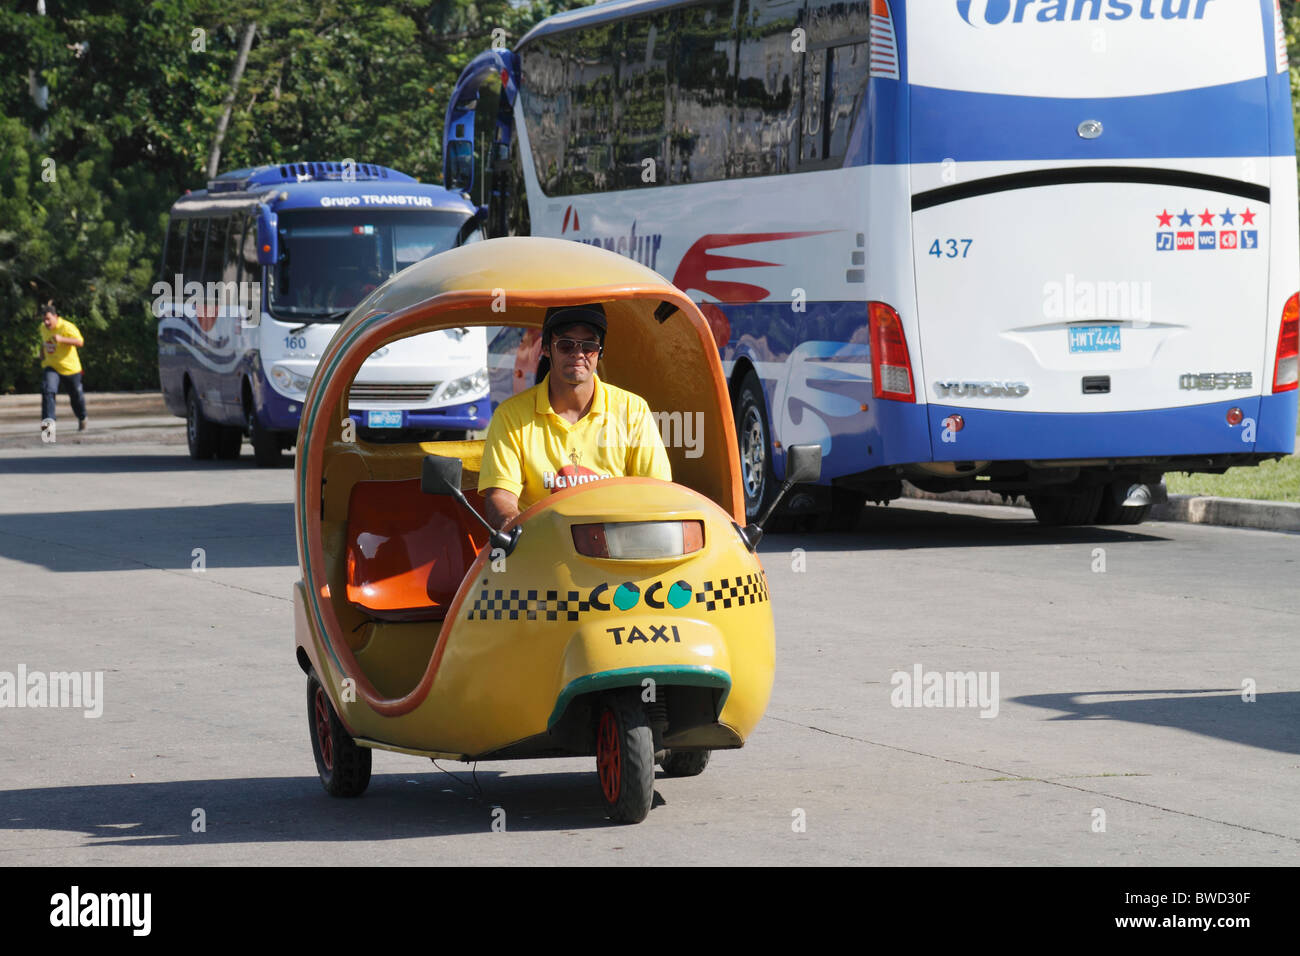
[1094,482,1151,525]
[595,689,654,824]
[734,370,776,522]
[247,406,283,468]
[660,749,710,778]
[307,673,371,798]
[1027,488,1104,527]
[215,425,243,460]
[185,388,218,460]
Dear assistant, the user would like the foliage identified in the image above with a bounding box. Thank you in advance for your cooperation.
[0,0,579,392]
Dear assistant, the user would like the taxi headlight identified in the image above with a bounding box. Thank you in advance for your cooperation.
[572,521,705,560]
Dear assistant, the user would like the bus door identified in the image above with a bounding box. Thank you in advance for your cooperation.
[905,2,1285,462]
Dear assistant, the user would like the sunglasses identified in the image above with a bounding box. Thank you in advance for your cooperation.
[552,337,602,357]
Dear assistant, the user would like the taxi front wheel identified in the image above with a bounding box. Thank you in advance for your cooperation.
[307,673,371,797]
[660,749,710,777]
[595,690,655,824]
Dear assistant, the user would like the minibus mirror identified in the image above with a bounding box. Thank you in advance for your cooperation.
[422,454,463,495]
[785,444,822,484]
[456,205,489,246]
[256,209,279,266]
[421,454,521,556]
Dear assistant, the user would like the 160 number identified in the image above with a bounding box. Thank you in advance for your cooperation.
[929,239,973,258]
[284,336,307,350]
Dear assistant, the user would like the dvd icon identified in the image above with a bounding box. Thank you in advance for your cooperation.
[1176,231,1195,251]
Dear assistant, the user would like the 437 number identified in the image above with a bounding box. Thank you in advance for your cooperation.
[929,239,973,259]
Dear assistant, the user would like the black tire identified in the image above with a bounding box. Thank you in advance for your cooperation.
[734,369,777,522]
[1027,487,1105,527]
[215,425,243,460]
[660,749,710,778]
[1094,482,1152,525]
[247,404,283,467]
[185,387,218,460]
[307,673,371,797]
[595,689,655,824]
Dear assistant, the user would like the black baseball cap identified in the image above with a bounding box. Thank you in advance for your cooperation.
[542,303,607,342]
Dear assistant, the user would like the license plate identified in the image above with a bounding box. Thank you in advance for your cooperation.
[1068,325,1121,353]
[366,410,403,428]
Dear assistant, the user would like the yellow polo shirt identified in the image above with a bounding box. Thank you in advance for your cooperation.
[40,319,83,375]
[479,373,671,510]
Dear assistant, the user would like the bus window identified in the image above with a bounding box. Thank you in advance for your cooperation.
[519,34,570,197]
[224,214,243,285]
[670,1,735,185]
[203,217,229,286]
[732,0,800,177]
[163,217,186,281]
[182,219,208,286]
[799,0,870,166]
[567,22,618,194]
[614,13,671,189]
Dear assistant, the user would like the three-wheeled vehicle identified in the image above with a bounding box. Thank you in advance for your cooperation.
[292,237,819,822]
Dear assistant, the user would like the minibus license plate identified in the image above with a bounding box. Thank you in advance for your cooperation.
[1068,326,1121,353]
[367,410,403,428]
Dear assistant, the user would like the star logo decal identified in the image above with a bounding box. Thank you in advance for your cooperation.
[1198,209,1216,226]
[1240,207,1256,225]
[1156,209,1173,227]
[1177,209,1194,227]
[1220,208,1236,225]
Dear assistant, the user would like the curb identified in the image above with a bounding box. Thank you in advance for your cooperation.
[900,483,1300,534]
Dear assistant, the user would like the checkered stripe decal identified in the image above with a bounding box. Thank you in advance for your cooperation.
[695,572,769,611]
[467,582,591,622]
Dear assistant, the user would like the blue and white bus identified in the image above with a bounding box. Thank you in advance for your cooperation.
[445,0,1300,526]
[156,161,490,466]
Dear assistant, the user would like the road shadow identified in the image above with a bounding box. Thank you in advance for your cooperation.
[1011,689,1300,756]
[757,502,1167,553]
[0,502,296,571]
[0,452,293,475]
[0,768,672,844]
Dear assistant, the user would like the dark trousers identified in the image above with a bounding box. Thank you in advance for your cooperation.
[41,367,86,422]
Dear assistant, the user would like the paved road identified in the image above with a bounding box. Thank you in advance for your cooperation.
[1,440,1297,865]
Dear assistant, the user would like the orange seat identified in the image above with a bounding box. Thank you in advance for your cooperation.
[345,479,487,621]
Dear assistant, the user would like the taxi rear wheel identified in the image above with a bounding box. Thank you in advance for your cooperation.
[307,673,371,798]
[595,690,654,824]
[660,749,710,777]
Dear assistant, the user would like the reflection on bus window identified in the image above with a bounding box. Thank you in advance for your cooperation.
[268,210,466,320]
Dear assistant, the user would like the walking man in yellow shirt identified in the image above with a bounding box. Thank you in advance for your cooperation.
[39,303,87,434]
[479,304,671,530]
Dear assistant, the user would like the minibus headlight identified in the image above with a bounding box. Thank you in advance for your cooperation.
[439,367,489,401]
[572,521,705,560]
[271,365,312,395]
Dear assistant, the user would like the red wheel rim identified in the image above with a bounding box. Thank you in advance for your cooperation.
[314,687,334,772]
[596,710,621,803]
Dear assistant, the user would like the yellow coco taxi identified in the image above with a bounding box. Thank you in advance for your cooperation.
[292,237,820,823]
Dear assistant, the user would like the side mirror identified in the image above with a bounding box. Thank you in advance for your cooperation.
[422,454,463,496]
[455,205,489,247]
[421,454,521,556]
[737,443,824,551]
[256,208,279,266]
[785,444,822,484]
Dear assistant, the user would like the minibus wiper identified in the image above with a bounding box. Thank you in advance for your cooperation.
[288,310,351,334]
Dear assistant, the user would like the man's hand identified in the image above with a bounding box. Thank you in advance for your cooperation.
[484,488,521,531]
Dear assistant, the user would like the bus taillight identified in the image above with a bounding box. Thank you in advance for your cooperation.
[1273,292,1299,393]
[868,301,915,402]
